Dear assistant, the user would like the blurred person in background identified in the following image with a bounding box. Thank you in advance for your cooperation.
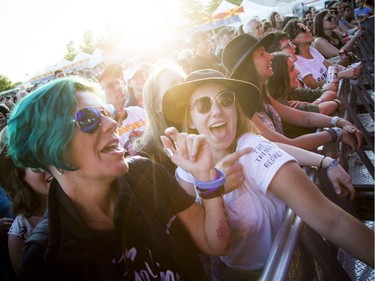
[99,64,146,155]
[190,30,225,73]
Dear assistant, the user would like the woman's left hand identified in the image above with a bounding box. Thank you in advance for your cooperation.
[326,164,355,201]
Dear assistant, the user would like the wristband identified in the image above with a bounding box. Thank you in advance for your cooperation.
[315,98,325,103]
[194,168,226,190]
[324,159,339,171]
[325,128,337,142]
[197,185,225,200]
[332,127,343,141]
[330,116,342,127]
[319,156,327,169]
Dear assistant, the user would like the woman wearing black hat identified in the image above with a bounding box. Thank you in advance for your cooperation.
[221,33,363,152]
[162,69,373,280]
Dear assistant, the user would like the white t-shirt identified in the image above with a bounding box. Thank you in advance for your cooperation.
[295,47,327,83]
[118,106,147,155]
[176,133,296,270]
[8,215,41,240]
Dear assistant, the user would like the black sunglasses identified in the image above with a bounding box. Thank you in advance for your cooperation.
[293,26,308,38]
[190,90,236,114]
[325,15,337,22]
[72,104,119,134]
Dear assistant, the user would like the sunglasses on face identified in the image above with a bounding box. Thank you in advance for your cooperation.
[72,104,119,134]
[281,40,295,51]
[190,90,236,114]
[325,16,337,22]
[293,26,308,38]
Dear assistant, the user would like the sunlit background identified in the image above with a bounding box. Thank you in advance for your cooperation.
[0,0,190,82]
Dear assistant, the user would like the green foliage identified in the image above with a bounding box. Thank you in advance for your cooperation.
[0,75,14,93]
[64,40,77,61]
[79,30,95,55]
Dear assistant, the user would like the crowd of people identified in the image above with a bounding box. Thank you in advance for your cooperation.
[0,0,373,280]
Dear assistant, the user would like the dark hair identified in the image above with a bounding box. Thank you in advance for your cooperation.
[267,52,292,100]
[0,145,42,218]
[269,11,279,28]
[0,103,10,116]
[267,31,290,53]
[283,18,303,54]
[231,54,269,110]
[313,10,342,43]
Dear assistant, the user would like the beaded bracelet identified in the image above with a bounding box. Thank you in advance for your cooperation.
[324,159,339,171]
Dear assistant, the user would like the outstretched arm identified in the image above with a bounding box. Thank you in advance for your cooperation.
[269,161,374,267]
[276,142,355,200]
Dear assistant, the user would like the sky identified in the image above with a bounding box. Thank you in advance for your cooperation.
[0,0,188,83]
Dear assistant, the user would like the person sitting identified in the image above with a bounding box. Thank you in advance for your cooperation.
[162,69,374,280]
[0,127,52,275]
[354,0,373,22]
[312,9,362,59]
[6,76,231,281]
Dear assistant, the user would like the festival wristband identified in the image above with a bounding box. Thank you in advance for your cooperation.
[330,116,343,127]
[194,168,226,190]
[324,159,339,171]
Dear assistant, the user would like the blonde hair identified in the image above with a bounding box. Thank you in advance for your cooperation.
[136,63,186,158]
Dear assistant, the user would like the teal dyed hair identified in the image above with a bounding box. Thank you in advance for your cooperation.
[6,76,100,172]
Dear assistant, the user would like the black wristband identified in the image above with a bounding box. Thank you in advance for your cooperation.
[198,185,225,200]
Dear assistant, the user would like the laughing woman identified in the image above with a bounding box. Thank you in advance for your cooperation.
[222,33,363,151]
[162,69,374,280]
[5,76,231,281]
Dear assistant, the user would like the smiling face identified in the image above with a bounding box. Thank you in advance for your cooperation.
[188,82,238,160]
[64,90,128,181]
[253,46,273,81]
[287,57,300,89]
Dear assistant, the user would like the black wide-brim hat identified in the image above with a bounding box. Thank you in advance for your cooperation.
[162,69,260,131]
[222,33,275,78]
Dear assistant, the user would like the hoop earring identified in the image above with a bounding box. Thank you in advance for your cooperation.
[56,168,64,176]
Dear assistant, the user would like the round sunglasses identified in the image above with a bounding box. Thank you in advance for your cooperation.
[190,90,236,114]
[72,104,119,134]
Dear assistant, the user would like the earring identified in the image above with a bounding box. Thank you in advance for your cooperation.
[56,168,64,176]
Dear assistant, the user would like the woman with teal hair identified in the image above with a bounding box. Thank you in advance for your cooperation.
[6,76,232,281]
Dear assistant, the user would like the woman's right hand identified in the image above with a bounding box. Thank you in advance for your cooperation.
[340,66,362,79]
[161,127,216,181]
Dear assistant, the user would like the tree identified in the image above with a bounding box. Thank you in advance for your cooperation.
[64,40,77,61]
[80,30,95,55]
[0,75,14,92]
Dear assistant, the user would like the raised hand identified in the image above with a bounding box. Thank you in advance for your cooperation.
[161,127,216,181]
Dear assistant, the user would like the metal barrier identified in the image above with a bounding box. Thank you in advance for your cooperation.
[259,167,316,281]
